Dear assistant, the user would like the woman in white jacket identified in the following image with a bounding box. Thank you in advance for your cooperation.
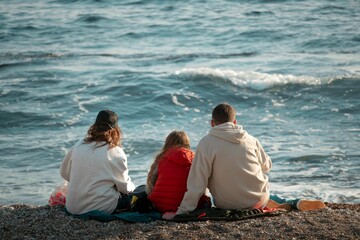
[60,110,135,214]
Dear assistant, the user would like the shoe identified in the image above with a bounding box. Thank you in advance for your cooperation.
[296,200,326,211]
[266,199,293,212]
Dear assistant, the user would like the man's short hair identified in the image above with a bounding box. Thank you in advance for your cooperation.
[212,103,236,125]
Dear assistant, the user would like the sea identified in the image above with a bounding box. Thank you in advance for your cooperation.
[0,0,359,205]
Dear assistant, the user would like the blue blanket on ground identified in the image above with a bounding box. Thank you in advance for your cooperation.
[64,208,162,223]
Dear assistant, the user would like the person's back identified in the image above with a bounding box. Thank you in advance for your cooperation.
[198,122,270,209]
[60,110,135,214]
[146,131,211,213]
[64,140,133,214]
[148,146,193,212]
[176,103,272,215]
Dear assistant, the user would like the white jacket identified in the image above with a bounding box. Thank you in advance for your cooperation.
[177,122,271,214]
[60,139,135,214]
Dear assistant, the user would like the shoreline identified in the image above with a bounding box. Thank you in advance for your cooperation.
[1,203,359,239]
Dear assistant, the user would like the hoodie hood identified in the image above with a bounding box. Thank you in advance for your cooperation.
[162,147,194,167]
[209,122,248,144]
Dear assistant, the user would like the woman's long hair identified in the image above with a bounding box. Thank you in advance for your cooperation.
[146,130,191,193]
[84,124,123,149]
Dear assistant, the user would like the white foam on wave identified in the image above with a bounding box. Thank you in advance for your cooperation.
[0,88,10,97]
[171,95,201,113]
[65,114,82,126]
[64,95,109,126]
[270,181,360,204]
[73,95,109,113]
[171,95,186,107]
[175,68,328,90]
[0,77,28,85]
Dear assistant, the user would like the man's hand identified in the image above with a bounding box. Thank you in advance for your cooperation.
[162,211,176,220]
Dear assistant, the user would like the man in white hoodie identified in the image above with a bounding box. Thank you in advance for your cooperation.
[175,103,272,216]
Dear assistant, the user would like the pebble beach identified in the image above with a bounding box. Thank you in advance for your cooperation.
[1,203,359,239]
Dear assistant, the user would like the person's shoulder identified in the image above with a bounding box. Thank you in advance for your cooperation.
[110,146,126,158]
[201,132,221,142]
[74,138,85,146]
[243,132,263,146]
[164,147,194,165]
[70,138,86,150]
[111,146,126,155]
[244,131,256,139]
[196,133,218,149]
[107,146,127,163]
[166,147,194,155]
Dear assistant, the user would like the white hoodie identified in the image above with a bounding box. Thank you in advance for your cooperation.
[177,122,271,214]
[60,139,135,214]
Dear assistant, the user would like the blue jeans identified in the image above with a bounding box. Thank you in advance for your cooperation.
[113,193,132,213]
[270,195,300,209]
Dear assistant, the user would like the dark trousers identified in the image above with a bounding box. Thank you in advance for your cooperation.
[113,193,132,213]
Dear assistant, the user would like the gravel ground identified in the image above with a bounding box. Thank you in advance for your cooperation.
[1,203,359,240]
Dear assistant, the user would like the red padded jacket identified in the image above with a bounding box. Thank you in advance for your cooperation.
[148,147,194,212]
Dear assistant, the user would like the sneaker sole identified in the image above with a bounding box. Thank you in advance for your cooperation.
[297,200,327,211]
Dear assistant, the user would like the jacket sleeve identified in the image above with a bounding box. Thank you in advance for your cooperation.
[256,139,272,174]
[60,146,74,182]
[176,140,212,215]
[110,149,136,194]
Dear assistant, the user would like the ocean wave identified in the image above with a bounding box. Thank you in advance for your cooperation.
[244,10,274,16]
[11,25,38,31]
[94,52,258,61]
[0,110,54,128]
[157,52,257,62]
[0,52,256,66]
[50,0,104,4]
[0,53,64,66]
[0,62,31,70]
[74,14,111,24]
[174,67,360,91]
[313,5,348,14]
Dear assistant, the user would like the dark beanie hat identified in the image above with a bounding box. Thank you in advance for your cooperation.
[95,110,118,130]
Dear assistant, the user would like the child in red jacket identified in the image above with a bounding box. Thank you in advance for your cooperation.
[146,130,210,213]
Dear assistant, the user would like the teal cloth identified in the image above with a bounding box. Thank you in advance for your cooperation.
[64,208,162,223]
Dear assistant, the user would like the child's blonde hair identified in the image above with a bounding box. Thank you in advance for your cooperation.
[146,130,191,193]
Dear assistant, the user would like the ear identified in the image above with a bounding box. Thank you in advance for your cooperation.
[233,119,237,125]
[211,120,215,127]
